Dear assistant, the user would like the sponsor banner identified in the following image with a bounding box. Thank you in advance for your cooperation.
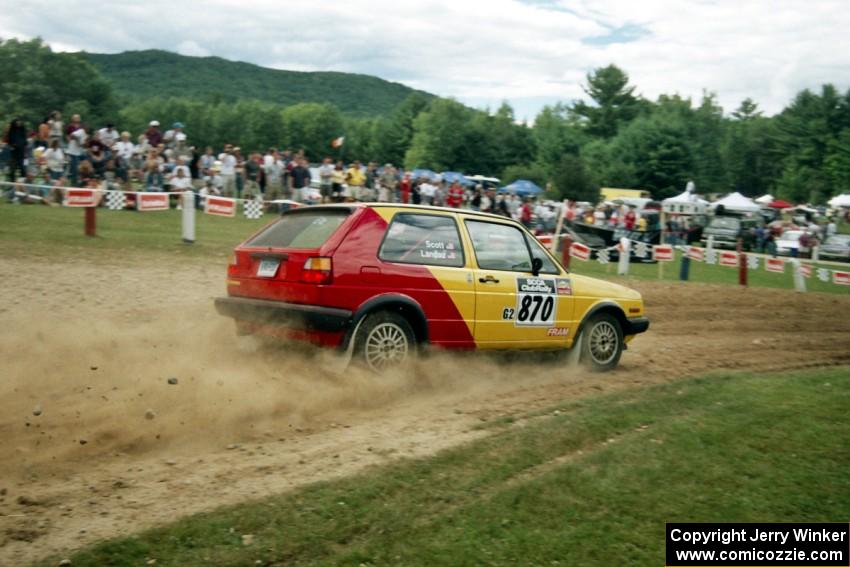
[833,271,850,286]
[687,246,704,262]
[136,192,170,211]
[719,250,739,267]
[653,244,674,262]
[536,234,553,247]
[569,242,591,261]
[63,188,99,207]
[766,258,785,273]
[555,278,572,296]
[205,196,236,217]
[799,263,812,278]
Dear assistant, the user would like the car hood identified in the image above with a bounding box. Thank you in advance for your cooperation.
[568,273,642,301]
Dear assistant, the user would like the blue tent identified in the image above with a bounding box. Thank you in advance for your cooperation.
[498,179,544,196]
[411,168,438,181]
[441,171,473,186]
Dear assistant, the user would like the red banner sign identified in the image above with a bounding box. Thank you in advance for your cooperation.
[536,234,554,247]
[687,246,704,261]
[136,192,170,211]
[834,271,850,286]
[765,258,785,273]
[653,245,674,262]
[64,188,99,207]
[205,196,236,217]
[719,251,739,267]
[799,263,812,278]
[569,242,591,261]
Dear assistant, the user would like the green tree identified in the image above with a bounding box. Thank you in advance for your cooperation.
[571,64,645,139]
[0,37,116,127]
[551,154,597,202]
[404,99,472,170]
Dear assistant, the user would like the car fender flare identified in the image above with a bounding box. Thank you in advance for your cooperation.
[340,293,429,351]
[574,301,628,341]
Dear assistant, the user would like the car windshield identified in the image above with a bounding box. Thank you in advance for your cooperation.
[247,209,350,248]
[709,217,740,229]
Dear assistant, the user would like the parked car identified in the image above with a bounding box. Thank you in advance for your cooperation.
[775,230,803,256]
[215,204,649,372]
[701,216,760,250]
[819,234,850,262]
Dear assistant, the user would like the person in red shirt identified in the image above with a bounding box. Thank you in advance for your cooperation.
[399,173,411,204]
[446,180,464,208]
[520,199,533,228]
[624,207,637,231]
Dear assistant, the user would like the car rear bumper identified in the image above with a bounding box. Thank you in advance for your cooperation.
[214,296,353,333]
[624,316,650,335]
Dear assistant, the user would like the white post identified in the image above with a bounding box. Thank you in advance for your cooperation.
[811,245,819,262]
[182,190,195,243]
[618,237,631,276]
[706,234,714,254]
[791,259,806,293]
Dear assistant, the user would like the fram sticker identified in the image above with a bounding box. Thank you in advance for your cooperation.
[556,278,573,296]
[547,327,569,337]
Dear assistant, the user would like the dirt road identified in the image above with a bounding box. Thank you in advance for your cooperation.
[1,254,849,565]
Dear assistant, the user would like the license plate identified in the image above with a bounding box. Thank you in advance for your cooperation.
[256,258,280,277]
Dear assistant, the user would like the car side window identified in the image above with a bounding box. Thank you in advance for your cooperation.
[465,220,534,272]
[379,213,464,268]
[523,234,560,274]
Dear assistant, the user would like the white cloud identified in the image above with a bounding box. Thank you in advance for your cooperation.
[1,0,848,119]
[176,40,210,57]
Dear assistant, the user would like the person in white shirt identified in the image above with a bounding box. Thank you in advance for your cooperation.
[419,181,437,205]
[218,145,237,197]
[112,131,135,187]
[97,124,119,149]
[43,140,65,181]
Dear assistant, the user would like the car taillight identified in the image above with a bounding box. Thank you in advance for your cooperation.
[227,252,238,275]
[302,257,332,284]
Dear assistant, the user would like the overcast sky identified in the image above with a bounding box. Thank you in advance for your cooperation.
[1,0,848,122]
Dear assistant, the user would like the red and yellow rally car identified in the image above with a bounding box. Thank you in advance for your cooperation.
[215,204,648,372]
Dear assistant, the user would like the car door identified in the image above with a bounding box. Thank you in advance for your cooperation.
[463,218,575,349]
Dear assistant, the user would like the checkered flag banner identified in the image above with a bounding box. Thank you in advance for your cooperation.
[817,268,830,282]
[105,191,126,210]
[747,255,760,270]
[704,249,718,265]
[243,198,264,220]
[634,241,647,258]
[597,248,610,265]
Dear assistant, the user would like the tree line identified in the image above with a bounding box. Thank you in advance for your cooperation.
[2,38,849,203]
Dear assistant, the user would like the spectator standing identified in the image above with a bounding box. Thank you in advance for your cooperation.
[623,207,637,231]
[331,160,346,202]
[243,152,261,199]
[446,180,464,208]
[43,139,65,182]
[65,115,85,185]
[319,157,334,202]
[86,132,107,177]
[144,121,162,147]
[290,157,312,202]
[419,180,437,205]
[200,146,216,176]
[345,160,365,201]
[519,199,533,228]
[218,145,237,197]
[378,164,398,203]
[97,124,119,151]
[4,118,28,183]
[364,162,379,201]
[36,117,50,149]
[399,172,411,204]
[113,131,135,187]
[47,111,63,146]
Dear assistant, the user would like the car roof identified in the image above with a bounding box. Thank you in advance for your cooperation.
[294,203,519,223]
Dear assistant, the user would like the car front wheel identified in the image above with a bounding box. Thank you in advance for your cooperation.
[355,311,416,373]
[580,313,623,372]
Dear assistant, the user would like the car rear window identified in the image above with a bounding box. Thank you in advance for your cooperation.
[379,213,464,268]
[247,210,350,249]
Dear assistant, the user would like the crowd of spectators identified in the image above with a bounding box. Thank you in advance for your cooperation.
[2,113,558,221]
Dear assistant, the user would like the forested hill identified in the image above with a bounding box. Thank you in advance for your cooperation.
[83,50,434,117]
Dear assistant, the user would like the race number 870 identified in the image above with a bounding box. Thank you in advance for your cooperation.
[515,294,556,326]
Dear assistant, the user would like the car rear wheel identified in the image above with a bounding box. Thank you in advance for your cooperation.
[355,311,416,373]
[580,313,623,372]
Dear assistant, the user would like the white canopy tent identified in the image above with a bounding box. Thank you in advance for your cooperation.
[755,194,774,205]
[662,190,710,215]
[710,192,761,213]
[828,194,850,208]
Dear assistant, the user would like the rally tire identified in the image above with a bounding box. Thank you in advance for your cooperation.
[354,311,416,373]
[580,313,623,372]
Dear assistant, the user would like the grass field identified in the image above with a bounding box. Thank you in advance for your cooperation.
[2,202,847,294]
[42,366,850,567]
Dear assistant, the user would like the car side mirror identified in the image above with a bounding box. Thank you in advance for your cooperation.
[531,257,543,276]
